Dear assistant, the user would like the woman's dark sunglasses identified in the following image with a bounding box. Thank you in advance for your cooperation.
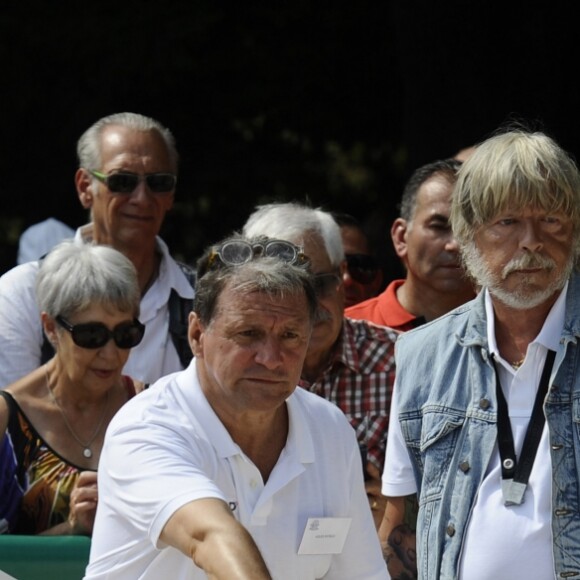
[345,254,379,284]
[56,315,145,349]
[89,170,176,194]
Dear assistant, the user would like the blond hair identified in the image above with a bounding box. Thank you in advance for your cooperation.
[451,130,580,247]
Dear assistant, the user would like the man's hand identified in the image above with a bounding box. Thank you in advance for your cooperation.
[68,470,98,535]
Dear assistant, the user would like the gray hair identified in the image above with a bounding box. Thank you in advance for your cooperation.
[36,240,141,319]
[194,244,317,327]
[76,112,178,171]
[242,202,345,267]
[451,130,580,248]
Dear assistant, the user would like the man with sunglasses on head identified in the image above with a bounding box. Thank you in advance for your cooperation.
[85,235,387,579]
[242,202,398,531]
[346,158,474,331]
[0,112,195,388]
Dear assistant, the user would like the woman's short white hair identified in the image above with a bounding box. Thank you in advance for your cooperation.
[36,240,141,319]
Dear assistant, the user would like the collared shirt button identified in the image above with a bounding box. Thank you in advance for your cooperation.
[459,461,470,473]
[446,524,456,537]
[250,479,258,489]
[479,398,490,410]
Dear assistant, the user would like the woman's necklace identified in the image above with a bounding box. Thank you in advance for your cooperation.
[44,365,110,459]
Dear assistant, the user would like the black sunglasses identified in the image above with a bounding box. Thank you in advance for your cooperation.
[56,315,145,349]
[89,170,176,194]
[345,254,379,284]
[313,271,342,297]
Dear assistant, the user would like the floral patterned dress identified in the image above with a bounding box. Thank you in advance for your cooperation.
[0,378,135,534]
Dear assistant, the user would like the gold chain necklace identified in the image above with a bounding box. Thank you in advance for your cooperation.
[44,365,110,459]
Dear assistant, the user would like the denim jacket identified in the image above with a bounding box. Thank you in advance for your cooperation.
[395,271,580,580]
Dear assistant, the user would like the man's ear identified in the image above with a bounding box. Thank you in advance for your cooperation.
[76,168,95,208]
[390,218,409,260]
[188,311,205,358]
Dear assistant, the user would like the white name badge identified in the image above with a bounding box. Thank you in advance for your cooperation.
[297,517,352,555]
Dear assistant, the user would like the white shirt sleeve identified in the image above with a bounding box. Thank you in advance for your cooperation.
[0,262,43,389]
[96,418,226,550]
[381,380,417,497]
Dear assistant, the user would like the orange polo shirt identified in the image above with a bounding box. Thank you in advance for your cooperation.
[345,279,422,332]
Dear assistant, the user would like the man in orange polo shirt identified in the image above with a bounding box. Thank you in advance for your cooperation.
[346,158,474,330]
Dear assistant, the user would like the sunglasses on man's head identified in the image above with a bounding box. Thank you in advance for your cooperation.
[345,254,379,285]
[56,315,145,349]
[89,170,176,195]
[207,239,309,270]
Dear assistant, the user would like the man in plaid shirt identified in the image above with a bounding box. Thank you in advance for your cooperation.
[243,202,398,529]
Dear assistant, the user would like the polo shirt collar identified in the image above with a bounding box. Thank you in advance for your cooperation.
[379,279,419,329]
[183,361,315,465]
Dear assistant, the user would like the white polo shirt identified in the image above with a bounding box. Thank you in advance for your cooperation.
[85,361,387,579]
[383,286,567,580]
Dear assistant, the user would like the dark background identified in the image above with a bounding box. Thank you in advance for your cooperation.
[2,2,579,280]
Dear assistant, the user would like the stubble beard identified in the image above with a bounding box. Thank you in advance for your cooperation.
[462,243,575,310]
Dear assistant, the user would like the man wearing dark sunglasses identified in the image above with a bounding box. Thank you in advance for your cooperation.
[346,158,475,331]
[0,112,195,388]
[243,202,398,530]
[346,158,475,577]
[333,212,384,308]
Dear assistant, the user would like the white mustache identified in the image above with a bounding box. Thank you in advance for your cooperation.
[501,253,556,279]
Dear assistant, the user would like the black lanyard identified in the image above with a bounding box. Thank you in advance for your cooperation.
[493,349,556,506]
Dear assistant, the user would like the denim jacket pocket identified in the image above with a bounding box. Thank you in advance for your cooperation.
[400,407,465,500]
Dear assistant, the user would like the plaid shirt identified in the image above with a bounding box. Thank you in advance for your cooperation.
[299,317,398,473]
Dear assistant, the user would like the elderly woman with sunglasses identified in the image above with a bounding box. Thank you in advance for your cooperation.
[0,240,145,536]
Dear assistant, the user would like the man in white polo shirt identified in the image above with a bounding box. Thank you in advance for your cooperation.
[380,128,580,579]
[85,235,387,579]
